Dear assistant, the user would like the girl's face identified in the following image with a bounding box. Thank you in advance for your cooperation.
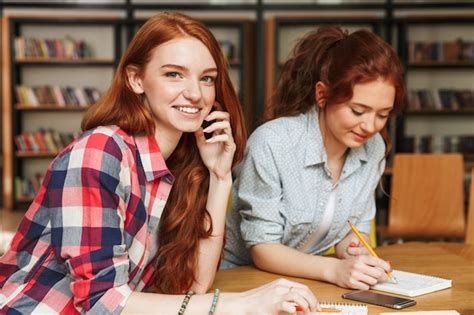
[321,78,395,151]
[130,36,217,137]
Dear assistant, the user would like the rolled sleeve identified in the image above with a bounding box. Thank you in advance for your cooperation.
[237,130,286,247]
[47,131,132,314]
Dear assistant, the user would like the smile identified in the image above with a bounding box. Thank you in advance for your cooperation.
[352,131,368,141]
[174,106,200,114]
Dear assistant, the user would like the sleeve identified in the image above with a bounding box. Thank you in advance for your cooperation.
[46,130,133,314]
[356,135,387,235]
[235,128,287,247]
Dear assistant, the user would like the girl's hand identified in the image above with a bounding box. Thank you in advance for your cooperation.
[336,232,371,259]
[195,103,236,180]
[238,278,319,315]
[329,255,391,290]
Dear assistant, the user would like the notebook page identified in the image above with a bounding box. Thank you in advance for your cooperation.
[320,302,367,315]
[372,270,452,297]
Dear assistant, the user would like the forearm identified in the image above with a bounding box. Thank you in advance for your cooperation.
[122,291,240,314]
[250,243,338,282]
[192,173,232,293]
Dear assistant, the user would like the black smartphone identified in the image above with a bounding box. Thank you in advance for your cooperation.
[342,290,416,309]
[202,106,216,140]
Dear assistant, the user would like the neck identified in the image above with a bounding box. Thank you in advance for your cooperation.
[318,109,348,163]
[154,126,182,160]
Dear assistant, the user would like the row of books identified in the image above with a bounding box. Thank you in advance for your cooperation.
[406,89,474,111]
[408,39,474,63]
[14,36,94,59]
[15,85,101,107]
[15,129,81,153]
[14,175,43,200]
[399,134,474,154]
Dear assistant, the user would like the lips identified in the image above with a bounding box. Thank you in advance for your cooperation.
[352,131,369,142]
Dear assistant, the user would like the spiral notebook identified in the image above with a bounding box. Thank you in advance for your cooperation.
[372,270,452,297]
[318,302,367,315]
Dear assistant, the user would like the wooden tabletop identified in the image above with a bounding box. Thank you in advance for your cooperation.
[212,242,474,315]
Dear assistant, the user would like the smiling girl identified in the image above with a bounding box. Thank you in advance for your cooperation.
[0,13,318,315]
[224,25,406,290]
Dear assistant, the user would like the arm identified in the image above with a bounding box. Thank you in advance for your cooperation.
[48,131,133,314]
[123,278,319,315]
[192,109,235,293]
[251,242,390,290]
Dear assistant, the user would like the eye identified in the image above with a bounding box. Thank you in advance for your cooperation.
[201,75,216,83]
[165,72,182,78]
[351,108,363,116]
[377,113,389,119]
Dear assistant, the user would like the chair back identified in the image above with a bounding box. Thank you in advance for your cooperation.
[388,153,465,238]
[466,167,474,244]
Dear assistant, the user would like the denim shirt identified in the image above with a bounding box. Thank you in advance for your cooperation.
[224,107,386,265]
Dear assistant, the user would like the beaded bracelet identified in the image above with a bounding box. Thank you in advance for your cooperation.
[178,290,195,315]
[208,288,220,315]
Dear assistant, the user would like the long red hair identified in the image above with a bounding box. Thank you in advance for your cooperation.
[81,12,246,293]
[269,25,405,155]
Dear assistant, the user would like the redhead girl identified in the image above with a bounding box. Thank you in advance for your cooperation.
[225,25,406,290]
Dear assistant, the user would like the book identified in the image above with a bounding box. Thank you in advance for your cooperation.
[380,312,459,315]
[371,270,452,297]
[318,302,367,315]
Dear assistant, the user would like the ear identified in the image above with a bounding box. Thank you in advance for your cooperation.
[315,81,327,109]
[126,65,145,94]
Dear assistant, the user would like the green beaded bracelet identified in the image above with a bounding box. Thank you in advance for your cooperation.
[178,290,195,315]
[208,288,220,315]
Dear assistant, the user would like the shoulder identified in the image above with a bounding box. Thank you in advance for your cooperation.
[248,113,310,150]
[365,132,386,159]
[54,125,135,169]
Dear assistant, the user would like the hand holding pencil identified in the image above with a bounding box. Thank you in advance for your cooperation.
[347,220,398,284]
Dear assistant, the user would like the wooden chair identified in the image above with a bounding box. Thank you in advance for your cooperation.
[380,153,466,243]
[466,167,474,245]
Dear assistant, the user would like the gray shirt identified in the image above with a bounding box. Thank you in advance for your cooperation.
[224,108,386,265]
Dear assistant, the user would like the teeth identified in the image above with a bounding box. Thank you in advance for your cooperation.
[176,106,199,114]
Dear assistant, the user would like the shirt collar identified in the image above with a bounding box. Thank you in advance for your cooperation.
[134,133,174,183]
[304,107,369,168]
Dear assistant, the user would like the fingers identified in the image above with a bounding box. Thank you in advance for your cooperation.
[272,279,319,313]
[344,256,391,288]
[202,111,234,144]
[205,109,230,122]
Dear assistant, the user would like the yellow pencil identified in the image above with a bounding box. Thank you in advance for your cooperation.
[347,220,398,284]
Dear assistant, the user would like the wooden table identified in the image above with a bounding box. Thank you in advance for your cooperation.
[212,242,474,314]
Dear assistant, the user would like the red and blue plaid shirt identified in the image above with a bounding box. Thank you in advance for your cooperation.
[0,126,174,314]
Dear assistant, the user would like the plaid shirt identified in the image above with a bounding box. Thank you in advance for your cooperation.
[0,126,174,314]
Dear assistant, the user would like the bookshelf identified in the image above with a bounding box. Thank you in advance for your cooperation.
[394,15,474,167]
[2,16,122,209]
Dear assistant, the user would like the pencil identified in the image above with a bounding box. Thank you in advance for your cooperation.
[347,220,398,284]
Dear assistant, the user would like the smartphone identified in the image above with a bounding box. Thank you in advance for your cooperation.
[342,290,416,309]
[202,106,216,140]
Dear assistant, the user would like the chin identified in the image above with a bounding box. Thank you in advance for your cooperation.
[176,124,203,133]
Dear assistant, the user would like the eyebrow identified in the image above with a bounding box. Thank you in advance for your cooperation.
[161,64,218,74]
[351,102,393,111]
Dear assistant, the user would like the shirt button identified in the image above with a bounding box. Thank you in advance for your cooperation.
[292,218,297,223]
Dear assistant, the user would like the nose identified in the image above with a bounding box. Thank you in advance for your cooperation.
[182,79,202,103]
[360,113,376,134]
